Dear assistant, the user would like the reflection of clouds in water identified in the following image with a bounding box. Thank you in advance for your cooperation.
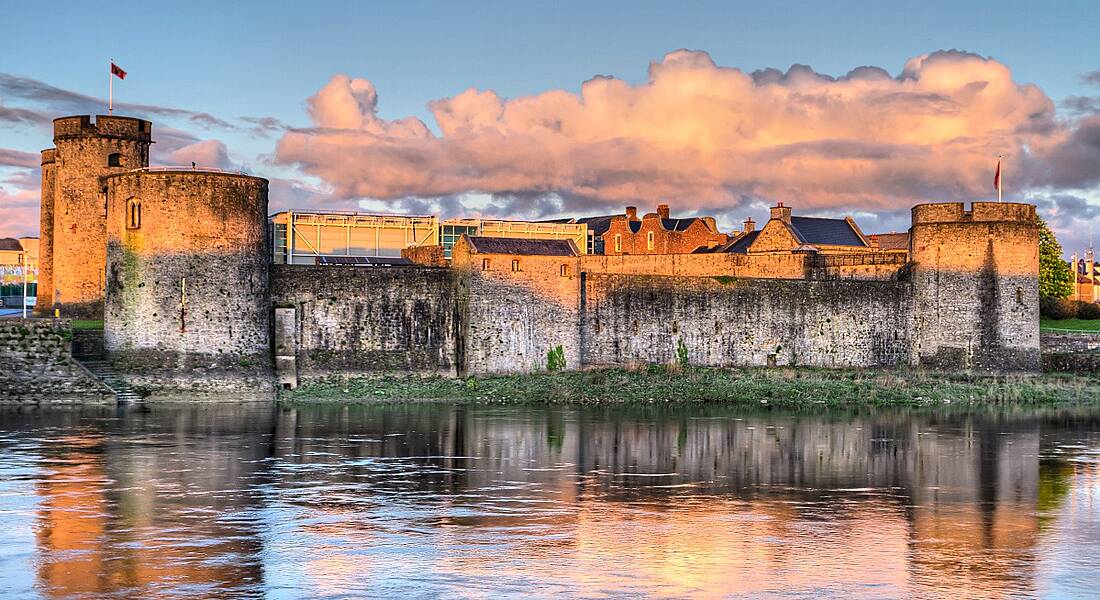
[0,404,1097,597]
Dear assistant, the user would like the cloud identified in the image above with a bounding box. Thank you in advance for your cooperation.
[276,50,1099,216]
[0,73,235,130]
[1062,96,1100,115]
[0,184,39,238]
[0,148,39,169]
[1082,70,1100,87]
[164,139,234,170]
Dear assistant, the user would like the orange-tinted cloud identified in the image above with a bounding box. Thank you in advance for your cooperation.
[0,184,39,238]
[276,50,1098,214]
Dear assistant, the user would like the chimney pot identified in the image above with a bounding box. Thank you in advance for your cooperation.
[626,206,638,220]
[743,217,756,233]
[657,204,670,219]
[770,203,792,224]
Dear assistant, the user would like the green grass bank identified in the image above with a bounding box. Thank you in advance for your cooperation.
[280,367,1100,408]
[1041,318,1100,333]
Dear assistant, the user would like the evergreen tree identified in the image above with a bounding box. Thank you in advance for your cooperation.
[1037,215,1073,299]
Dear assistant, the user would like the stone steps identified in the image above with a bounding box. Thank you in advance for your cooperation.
[78,359,143,403]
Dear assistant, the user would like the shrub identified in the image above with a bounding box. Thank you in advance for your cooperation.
[676,338,690,370]
[1041,296,1078,320]
[1078,301,1100,320]
[546,345,567,372]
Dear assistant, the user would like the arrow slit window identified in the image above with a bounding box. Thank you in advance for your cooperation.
[126,198,142,230]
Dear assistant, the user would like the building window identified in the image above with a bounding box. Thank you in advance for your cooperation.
[108,153,122,167]
[126,198,141,229]
[560,264,570,277]
[647,231,655,251]
[481,258,491,271]
[511,259,521,272]
[614,234,622,253]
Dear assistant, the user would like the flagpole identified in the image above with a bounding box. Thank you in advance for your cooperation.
[998,155,1003,203]
[108,59,113,114]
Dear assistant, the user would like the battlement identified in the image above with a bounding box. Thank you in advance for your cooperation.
[40,148,57,165]
[911,202,1036,225]
[53,115,152,142]
[104,167,267,185]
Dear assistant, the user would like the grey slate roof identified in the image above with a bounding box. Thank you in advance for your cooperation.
[789,216,865,246]
[722,230,760,254]
[0,238,23,252]
[661,218,698,231]
[466,236,578,256]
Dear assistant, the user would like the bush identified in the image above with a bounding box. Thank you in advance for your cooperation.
[546,345,567,372]
[1078,301,1100,320]
[1040,296,1078,320]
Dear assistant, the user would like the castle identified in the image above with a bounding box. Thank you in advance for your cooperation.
[34,115,1041,398]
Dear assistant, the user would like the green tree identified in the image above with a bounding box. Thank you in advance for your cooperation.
[1038,215,1073,299]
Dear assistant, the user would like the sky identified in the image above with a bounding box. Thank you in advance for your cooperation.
[1,0,1099,255]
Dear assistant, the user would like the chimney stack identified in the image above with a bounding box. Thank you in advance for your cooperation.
[743,217,756,233]
[657,204,670,219]
[625,205,638,220]
[770,202,792,224]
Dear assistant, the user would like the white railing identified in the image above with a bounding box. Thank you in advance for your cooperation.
[128,166,251,175]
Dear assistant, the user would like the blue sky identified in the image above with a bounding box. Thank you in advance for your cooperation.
[2,0,1099,251]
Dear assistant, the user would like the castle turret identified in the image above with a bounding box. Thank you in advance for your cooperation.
[48,115,152,318]
[909,202,1039,372]
[34,149,58,315]
[103,169,271,397]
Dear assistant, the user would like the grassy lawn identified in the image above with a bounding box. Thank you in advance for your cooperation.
[281,367,1100,407]
[1041,318,1100,333]
[71,319,104,330]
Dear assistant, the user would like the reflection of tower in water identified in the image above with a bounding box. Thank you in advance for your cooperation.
[32,406,275,597]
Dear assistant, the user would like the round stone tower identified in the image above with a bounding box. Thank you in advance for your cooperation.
[103,169,271,397]
[909,202,1039,372]
[48,115,152,318]
[34,148,58,315]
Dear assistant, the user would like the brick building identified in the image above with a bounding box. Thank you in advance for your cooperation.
[601,204,729,255]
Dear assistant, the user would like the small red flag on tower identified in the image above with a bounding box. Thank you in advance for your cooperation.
[111,62,127,79]
[993,159,1001,191]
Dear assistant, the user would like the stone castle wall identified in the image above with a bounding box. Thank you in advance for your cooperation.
[453,253,582,375]
[103,170,271,397]
[35,149,57,314]
[581,275,913,368]
[271,265,457,381]
[0,320,114,403]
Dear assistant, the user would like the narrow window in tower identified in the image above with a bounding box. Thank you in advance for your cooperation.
[511,259,521,272]
[126,198,141,229]
[560,264,570,277]
[647,231,655,251]
[108,153,122,167]
[481,258,491,270]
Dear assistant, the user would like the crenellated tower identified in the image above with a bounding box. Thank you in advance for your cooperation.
[909,202,1039,372]
[39,115,152,318]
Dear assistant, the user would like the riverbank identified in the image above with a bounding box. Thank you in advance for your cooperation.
[279,367,1100,407]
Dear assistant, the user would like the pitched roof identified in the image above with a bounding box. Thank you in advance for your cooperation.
[869,232,909,251]
[661,218,700,232]
[722,230,760,254]
[465,236,578,256]
[0,238,23,252]
[575,215,617,236]
[789,216,866,247]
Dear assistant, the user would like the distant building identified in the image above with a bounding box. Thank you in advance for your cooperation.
[869,232,910,252]
[1069,248,1099,303]
[601,204,729,255]
[0,237,38,305]
[270,211,588,263]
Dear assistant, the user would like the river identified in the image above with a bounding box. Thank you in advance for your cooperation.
[0,402,1098,598]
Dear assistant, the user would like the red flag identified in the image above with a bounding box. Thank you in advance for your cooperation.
[111,62,127,80]
[993,159,1001,190]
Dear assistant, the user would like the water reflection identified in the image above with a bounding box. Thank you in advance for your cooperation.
[0,403,1098,598]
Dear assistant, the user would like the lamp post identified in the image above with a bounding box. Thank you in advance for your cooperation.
[20,250,28,319]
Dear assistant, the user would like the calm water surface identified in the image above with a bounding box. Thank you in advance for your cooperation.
[0,402,1098,599]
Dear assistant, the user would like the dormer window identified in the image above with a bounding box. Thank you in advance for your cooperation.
[108,153,122,167]
[126,198,141,229]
